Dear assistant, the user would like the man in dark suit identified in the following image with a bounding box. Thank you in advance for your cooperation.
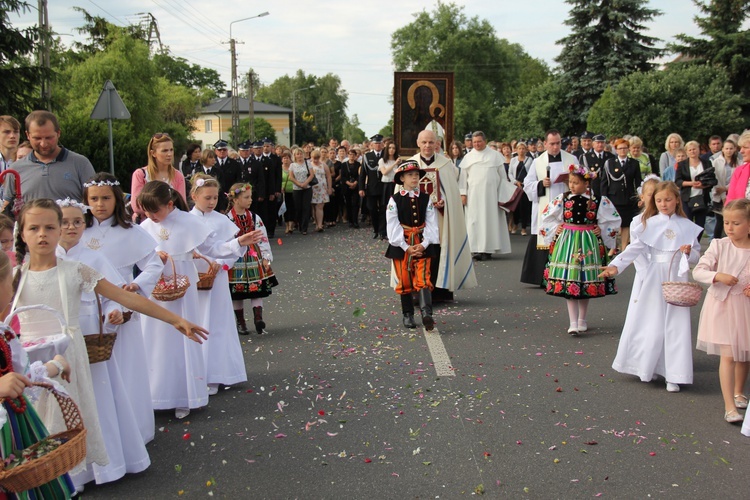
[576,131,594,159]
[238,140,265,213]
[580,134,614,198]
[463,133,473,153]
[260,137,281,237]
[527,137,538,158]
[358,134,385,239]
[213,139,242,212]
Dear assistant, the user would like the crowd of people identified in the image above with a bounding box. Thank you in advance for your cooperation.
[0,107,749,497]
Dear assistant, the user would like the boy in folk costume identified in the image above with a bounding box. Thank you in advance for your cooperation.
[385,160,440,330]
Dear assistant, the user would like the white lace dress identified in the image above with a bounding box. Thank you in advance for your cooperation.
[12,259,109,469]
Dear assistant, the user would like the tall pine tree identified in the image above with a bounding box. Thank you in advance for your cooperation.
[671,0,750,120]
[555,0,663,128]
[0,0,46,117]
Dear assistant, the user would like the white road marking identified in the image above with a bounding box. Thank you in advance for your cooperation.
[423,327,455,377]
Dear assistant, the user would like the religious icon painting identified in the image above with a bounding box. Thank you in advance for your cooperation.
[394,72,454,157]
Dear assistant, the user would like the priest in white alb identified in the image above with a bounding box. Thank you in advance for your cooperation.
[458,131,517,261]
[520,129,579,286]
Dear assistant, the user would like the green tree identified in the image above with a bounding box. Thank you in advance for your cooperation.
[670,0,750,119]
[230,117,277,145]
[391,1,549,138]
[71,7,147,55]
[255,69,348,143]
[153,53,224,96]
[379,117,394,139]
[0,0,46,117]
[587,64,743,154]
[343,114,366,144]
[497,77,574,141]
[238,69,262,100]
[555,0,663,127]
[54,31,199,188]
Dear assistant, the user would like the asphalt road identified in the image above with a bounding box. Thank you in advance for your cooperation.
[84,225,750,499]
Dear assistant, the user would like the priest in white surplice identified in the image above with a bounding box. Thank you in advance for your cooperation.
[520,129,579,286]
[458,131,517,261]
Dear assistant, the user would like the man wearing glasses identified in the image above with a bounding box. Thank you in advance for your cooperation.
[4,110,95,205]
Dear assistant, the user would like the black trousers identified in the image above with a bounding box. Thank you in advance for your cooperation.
[343,188,360,225]
[324,193,338,223]
[682,201,706,239]
[283,191,296,224]
[259,198,279,237]
[293,188,313,233]
[364,194,382,235]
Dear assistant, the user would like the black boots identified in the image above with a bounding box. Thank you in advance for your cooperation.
[401,291,435,330]
[419,289,434,331]
[401,294,416,329]
[234,309,250,335]
[253,306,267,335]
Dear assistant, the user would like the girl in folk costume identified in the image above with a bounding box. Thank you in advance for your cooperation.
[82,173,163,445]
[55,198,151,488]
[137,181,258,419]
[189,174,247,395]
[10,199,208,478]
[521,131,579,286]
[539,165,620,336]
[226,183,278,335]
[385,160,440,330]
[691,200,750,425]
[0,251,76,498]
[600,181,703,392]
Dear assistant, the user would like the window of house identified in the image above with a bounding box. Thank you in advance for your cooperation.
[204,119,212,132]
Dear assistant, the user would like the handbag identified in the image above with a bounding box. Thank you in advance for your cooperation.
[694,167,718,189]
[688,194,707,214]
[305,160,319,187]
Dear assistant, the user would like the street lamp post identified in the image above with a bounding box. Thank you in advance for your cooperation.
[291,85,314,147]
[229,12,269,146]
[309,100,331,130]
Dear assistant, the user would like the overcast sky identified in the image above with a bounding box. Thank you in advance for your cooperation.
[13,1,719,137]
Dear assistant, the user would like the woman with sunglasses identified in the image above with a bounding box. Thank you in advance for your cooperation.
[131,133,187,223]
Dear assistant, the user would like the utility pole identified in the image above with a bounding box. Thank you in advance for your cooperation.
[228,13,268,148]
[230,38,240,147]
[38,0,50,110]
[248,70,255,140]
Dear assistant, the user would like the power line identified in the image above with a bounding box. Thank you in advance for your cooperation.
[87,0,128,25]
[150,0,225,50]
[178,0,229,38]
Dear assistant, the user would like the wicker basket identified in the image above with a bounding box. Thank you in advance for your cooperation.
[152,255,190,302]
[0,382,87,493]
[84,293,117,363]
[662,250,703,307]
[196,254,217,291]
